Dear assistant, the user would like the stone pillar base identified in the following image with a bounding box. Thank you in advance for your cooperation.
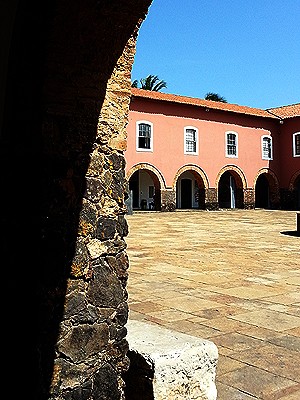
[124,320,218,400]
[205,188,218,210]
[161,189,176,212]
[205,202,219,211]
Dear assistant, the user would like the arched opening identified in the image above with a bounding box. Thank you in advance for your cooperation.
[255,174,270,208]
[254,171,279,209]
[218,170,244,209]
[128,169,161,211]
[176,170,206,209]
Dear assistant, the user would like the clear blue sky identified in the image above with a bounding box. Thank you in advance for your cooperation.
[131,0,300,109]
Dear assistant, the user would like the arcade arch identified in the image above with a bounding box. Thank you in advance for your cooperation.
[254,168,280,209]
[127,163,166,210]
[216,165,247,209]
[173,165,209,209]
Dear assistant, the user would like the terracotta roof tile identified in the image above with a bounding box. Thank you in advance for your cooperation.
[131,88,279,119]
[266,103,300,119]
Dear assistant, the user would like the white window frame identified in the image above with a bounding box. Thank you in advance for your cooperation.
[261,135,273,160]
[184,126,199,155]
[136,120,153,152]
[293,132,300,157]
[225,131,238,158]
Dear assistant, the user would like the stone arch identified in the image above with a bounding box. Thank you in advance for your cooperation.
[289,170,300,191]
[127,163,166,210]
[127,162,167,190]
[172,164,209,190]
[173,164,209,209]
[216,165,247,209]
[215,165,247,190]
[254,168,280,209]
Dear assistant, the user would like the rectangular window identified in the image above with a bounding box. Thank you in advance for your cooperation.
[226,132,238,157]
[262,136,272,160]
[294,133,300,157]
[138,123,151,149]
[136,121,153,151]
[184,127,198,154]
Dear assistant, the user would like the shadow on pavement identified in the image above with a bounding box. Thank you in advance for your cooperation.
[280,230,300,237]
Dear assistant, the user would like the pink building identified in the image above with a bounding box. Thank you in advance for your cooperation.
[125,88,300,211]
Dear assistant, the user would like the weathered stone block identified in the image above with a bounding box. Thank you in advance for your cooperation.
[124,320,218,400]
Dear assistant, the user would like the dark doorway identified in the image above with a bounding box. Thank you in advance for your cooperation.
[128,169,161,210]
[219,171,236,208]
[129,171,139,209]
[181,179,192,208]
[255,174,270,208]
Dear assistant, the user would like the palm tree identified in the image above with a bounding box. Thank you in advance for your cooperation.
[131,75,167,92]
[205,92,227,103]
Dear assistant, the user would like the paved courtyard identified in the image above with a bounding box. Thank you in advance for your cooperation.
[125,209,300,400]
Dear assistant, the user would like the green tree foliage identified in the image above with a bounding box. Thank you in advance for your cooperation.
[131,75,167,91]
[205,92,227,103]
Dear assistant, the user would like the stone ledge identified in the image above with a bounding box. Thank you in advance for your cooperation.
[123,320,218,400]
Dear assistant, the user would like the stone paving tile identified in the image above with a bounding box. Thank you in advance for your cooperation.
[211,332,263,352]
[216,355,245,376]
[266,303,300,317]
[266,333,300,352]
[154,296,222,312]
[185,323,224,340]
[129,300,168,314]
[199,316,257,333]
[229,309,300,331]
[230,343,300,383]
[191,305,248,320]
[215,382,257,399]
[235,325,287,340]
[285,326,300,337]
[277,389,300,399]
[217,285,288,299]
[218,365,299,399]
[214,345,237,356]
[145,308,197,322]
[161,318,207,333]
[264,292,300,305]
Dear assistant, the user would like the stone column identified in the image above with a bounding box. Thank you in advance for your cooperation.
[205,188,218,210]
[244,188,255,209]
[161,189,176,211]
[48,32,143,400]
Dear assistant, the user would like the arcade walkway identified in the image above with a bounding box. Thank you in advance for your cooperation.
[125,209,300,400]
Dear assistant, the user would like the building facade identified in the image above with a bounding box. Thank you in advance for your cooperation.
[125,88,300,211]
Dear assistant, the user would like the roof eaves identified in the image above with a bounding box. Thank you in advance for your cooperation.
[130,88,278,119]
[265,109,284,121]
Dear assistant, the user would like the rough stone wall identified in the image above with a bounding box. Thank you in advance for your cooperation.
[50,37,138,400]
[244,188,255,209]
[161,189,176,212]
[205,188,219,210]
